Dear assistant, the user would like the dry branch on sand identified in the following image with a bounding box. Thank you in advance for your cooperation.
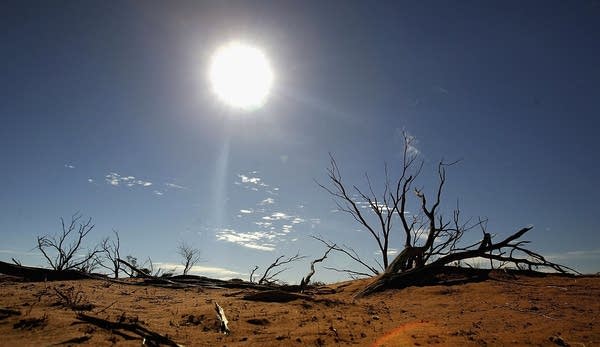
[75,313,182,346]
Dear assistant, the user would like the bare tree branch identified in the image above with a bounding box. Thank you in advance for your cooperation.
[99,230,121,278]
[300,244,335,291]
[323,266,373,279]
[257,253,306,285]
[36,213,102,272]
[312,236,380,275]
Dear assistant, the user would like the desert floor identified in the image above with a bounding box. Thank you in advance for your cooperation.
[0,272,598,346]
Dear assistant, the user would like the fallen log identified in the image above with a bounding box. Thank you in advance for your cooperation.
[0,260,95,281]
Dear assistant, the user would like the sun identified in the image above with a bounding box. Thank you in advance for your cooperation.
[209,41,274,110]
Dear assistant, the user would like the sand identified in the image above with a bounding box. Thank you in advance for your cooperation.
[0,272,598,346]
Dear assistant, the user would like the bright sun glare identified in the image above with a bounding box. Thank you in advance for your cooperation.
[209,41,274,110]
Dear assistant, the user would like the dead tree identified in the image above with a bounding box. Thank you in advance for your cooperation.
[320,132,578,294]
[177,242,201,276]
[317,132,421,275]
[99,230,121,278]
[36,213,102,271]
[257,253,306,285]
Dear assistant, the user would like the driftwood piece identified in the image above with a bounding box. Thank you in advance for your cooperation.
[76,313,182,346]
[0,260,94,281]
[214,302,230,335]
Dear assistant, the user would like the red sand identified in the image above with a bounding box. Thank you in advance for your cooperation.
[1,272,598,346]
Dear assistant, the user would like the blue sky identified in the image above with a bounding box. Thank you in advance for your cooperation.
[1,1,599,281]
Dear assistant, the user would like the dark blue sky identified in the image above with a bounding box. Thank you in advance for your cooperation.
[1,1,599,280]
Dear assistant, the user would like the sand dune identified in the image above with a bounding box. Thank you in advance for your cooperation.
[1,272,598,346]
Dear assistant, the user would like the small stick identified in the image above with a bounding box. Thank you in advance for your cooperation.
[214,302,230,335]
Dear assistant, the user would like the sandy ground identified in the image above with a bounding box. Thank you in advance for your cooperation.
[0,272,598,346]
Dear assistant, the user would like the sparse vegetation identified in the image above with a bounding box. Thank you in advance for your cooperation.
[52,286,94,311]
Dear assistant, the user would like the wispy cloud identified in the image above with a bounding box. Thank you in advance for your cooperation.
[266,187,279,195]
[83,170,188,197]
[227,170,317,250]
[545,248,600,261]
[153,262,241,278]
[165,182,186,190]
[375,248,399,256]
[0,249,37,256]
[291,217,305,224]
[64,164,75,169]
[216,228,276,251]
[405,132,420,156]
[262,212,292,221]
[237,174,268,187]
[433,85,449,94]
[353,200,394,214]
[259,198,275,205]
[235,172,279,195]
[395,129,420,156]
[105,172,153,187]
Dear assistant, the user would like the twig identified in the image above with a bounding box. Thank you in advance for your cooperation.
[95,300,117,314]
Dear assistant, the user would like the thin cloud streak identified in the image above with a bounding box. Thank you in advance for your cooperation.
[216,228,276,251]
[546,248,600,261]
[165,183,186,189]
[0,249,37,256]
